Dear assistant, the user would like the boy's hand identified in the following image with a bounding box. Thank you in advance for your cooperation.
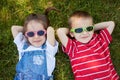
[94,21,115,34]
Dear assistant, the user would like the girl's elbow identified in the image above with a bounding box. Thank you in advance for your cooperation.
[11,26,16,32]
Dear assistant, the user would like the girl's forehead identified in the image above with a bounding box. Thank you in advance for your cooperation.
[27,20,44,31]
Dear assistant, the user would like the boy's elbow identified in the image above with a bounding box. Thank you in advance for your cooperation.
[56,28,69,34]
[110,21,115,27]
[56,28,62,35]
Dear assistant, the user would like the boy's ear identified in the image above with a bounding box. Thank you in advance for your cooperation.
[69,32,74,37]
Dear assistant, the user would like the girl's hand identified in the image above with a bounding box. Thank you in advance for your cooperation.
[47,26,55,46]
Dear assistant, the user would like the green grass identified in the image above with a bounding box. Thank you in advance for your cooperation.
[0,0,120,80]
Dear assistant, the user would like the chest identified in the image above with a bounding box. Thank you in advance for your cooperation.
[71,39,109,60]
[20,50,46,64]
[70,41,111,70]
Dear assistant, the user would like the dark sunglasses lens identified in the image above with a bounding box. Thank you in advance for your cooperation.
[27,32,34,37]
[75,28,83,33]
[86,26,93,31]
[37,30,45,36]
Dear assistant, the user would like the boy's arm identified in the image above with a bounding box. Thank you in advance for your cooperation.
[11,26,23,39]
[56,28,69,47]
[47,26,56,46]
[94,21,115,34]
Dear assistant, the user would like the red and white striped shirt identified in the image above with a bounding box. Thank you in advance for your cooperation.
[63,29,119,80]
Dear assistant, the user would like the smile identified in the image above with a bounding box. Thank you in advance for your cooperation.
[81,36,89,38]
[33,40,41,43]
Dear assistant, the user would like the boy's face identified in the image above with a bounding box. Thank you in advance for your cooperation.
[25,20,46,47]
[70,17,94,43]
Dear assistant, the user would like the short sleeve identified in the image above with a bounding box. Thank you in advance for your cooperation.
[46,40,58,76]
[99,28,112,45]
[62,38,74,57]
[14,32,26,51]
[46,40,59,56]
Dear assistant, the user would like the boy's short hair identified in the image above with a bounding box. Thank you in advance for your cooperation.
[68,11,93,27]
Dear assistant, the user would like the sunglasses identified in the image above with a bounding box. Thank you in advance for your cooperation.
[70,26,94,33]
[25,30,46,37]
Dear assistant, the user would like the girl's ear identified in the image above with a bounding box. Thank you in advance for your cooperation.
[69,32,74,37]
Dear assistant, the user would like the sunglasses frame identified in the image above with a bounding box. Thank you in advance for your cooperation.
[70,26,94,33]
[25,30,46,37]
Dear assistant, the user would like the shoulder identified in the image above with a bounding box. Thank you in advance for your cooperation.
[14,32,26,43]
[14,32,27,50]
[46,40,58,48]
[46,40,59,56]
[95,29,112,45]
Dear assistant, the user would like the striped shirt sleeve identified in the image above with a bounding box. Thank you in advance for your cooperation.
[62,38,74,57]
[99,28,112,45]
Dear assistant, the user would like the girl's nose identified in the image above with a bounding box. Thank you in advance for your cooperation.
[34,33,39,38]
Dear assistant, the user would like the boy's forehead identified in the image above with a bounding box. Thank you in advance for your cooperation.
[71,17,93,28]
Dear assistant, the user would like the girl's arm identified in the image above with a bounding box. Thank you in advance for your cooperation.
[94,21,115,34]
[47,26,56,46]
[56,28,69,47]
[11,26,23,39]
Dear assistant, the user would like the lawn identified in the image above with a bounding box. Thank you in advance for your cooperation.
[0,0,120,80]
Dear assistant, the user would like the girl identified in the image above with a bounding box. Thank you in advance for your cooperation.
[11,7,59,80]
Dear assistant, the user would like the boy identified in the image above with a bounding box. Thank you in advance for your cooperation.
[57,11,119,80]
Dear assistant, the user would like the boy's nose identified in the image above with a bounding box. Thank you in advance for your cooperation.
[82,30,87,34]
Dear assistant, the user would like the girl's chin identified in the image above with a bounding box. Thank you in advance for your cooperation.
[32,43,43,47]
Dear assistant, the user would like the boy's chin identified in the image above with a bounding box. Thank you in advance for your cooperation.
[81,41,90,44]
[78,36,93,44]
[78,39,91,44]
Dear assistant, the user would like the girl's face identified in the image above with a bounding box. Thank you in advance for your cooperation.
[25,20,46,47]
[70,17,94,43]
